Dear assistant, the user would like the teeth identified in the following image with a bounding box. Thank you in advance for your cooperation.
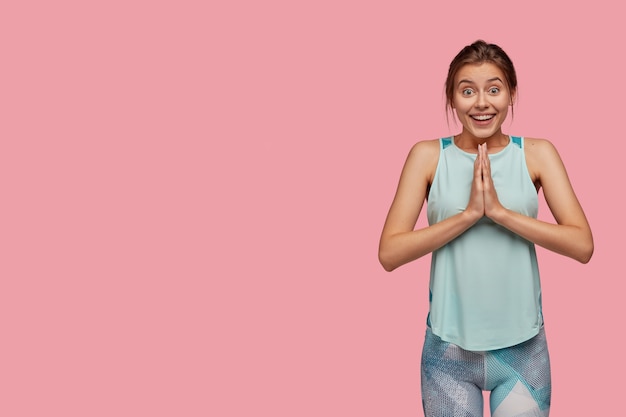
[472,115,493,121]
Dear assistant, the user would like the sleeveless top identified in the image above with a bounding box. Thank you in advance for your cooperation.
[426,136,543,351]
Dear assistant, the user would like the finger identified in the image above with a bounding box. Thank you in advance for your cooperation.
[474,148,482,176]
[478,144,486,178]
[483,144,491,175]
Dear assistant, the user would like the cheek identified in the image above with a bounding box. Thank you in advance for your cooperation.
[454,109,469,125]
[451,98,468,112]
[500,93,513,107]
[499,100,511,114]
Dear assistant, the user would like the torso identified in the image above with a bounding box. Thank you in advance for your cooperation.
[422,136,545,193]
[425,136,543,350]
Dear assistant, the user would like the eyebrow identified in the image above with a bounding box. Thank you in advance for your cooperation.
[457,77,504,86]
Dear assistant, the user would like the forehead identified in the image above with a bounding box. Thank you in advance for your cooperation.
[455,62,506,84]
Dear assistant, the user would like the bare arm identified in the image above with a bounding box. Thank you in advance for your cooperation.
[378,140,483,271]
[482,139,594,263]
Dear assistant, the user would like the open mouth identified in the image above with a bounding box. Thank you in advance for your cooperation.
[470,114,495,121]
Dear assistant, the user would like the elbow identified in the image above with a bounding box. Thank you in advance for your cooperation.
[571,236,594,264]
[380,262,397,272]
[577,242,594,264]
[378,255,396,272]
[378,249,398,272]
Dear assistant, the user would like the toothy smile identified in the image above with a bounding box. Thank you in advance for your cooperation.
[471,114,495,121]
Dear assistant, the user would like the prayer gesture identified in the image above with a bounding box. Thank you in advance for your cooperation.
[467,143,504,221]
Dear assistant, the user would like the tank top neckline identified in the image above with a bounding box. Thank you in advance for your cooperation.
[449,135,515,157]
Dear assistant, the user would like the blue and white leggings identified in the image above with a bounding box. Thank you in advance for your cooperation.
[421,328,551,417]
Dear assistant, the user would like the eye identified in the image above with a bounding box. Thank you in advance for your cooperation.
[488,87,500,94]
[462,88,474,96]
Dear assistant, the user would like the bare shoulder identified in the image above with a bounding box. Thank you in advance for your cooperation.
[524,137,557,151]
[405,138,440,182]
[524,137,562,162]
[409,138,440,154]
[524,137,566,184]
[406,138,440,166]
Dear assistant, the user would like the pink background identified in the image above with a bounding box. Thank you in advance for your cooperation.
[1,1,622,416]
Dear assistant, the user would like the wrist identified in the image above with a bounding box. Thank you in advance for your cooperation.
[462,207,483,225]
[486,205,508,225]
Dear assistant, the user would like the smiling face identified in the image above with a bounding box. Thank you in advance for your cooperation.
[452,62,516,141]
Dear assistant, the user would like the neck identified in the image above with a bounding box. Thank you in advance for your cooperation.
[455,131,509,149]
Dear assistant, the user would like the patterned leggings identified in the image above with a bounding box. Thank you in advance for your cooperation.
[421,328,551,417]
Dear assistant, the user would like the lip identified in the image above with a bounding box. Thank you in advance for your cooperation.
[469,114,496,126]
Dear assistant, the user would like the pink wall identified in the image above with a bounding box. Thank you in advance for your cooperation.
[2,1,621,416]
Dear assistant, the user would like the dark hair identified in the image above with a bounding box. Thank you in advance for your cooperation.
[445,40,517,117]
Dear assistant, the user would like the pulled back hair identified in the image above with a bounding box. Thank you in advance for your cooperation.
[445,40,517,117]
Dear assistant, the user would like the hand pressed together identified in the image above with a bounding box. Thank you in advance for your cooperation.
[467,143,506,222]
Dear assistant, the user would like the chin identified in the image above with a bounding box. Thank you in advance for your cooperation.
[475,131,499,139]
[464,128,499,140]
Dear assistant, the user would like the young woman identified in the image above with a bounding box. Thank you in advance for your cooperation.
[378,40,593,416]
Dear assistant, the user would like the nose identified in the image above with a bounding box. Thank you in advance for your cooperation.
[475,92,489,108]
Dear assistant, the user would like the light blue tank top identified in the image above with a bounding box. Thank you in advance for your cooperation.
[426,136,543,351]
